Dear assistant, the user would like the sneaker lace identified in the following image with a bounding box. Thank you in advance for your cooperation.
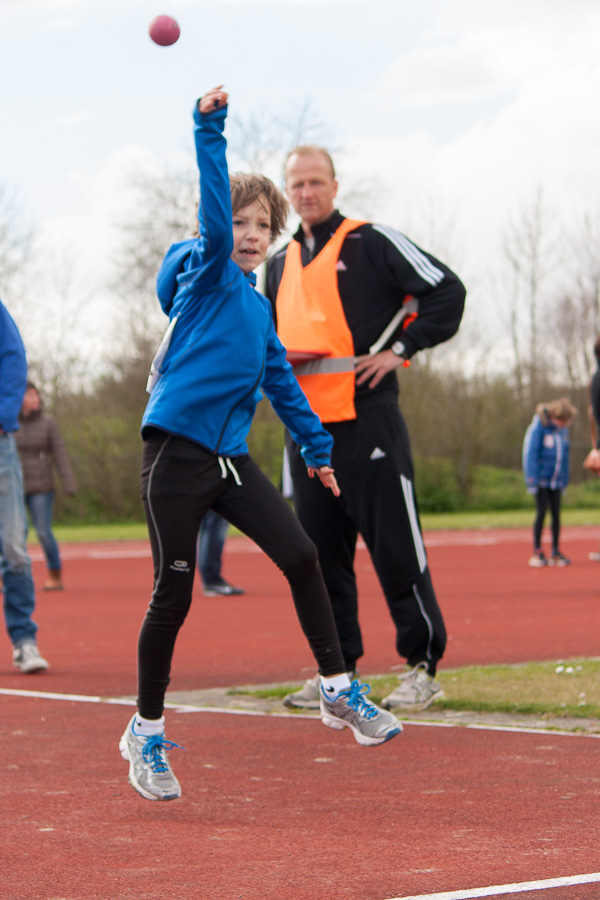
[338,680,378,720]
[142,734,184,773]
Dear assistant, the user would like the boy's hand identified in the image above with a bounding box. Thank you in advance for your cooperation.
[198,86,228,115]
[308,466,341,497]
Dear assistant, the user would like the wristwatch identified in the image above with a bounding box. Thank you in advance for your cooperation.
[391,341,407,359]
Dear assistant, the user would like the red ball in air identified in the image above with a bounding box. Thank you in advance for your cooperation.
[149,15,180,46]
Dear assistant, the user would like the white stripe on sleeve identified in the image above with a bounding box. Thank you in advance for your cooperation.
[373,224,444,286]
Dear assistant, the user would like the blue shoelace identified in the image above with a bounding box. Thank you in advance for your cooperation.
[338,680,378,720]
[142,734,184,773]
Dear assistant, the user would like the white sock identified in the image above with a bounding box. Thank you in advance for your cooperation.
[134,714,165,737]
[320,673,352,699]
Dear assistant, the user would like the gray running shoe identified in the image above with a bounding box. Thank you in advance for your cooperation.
[119,715,182,801]
[12,642,49,673]
[381,662,443,711]
[284,670,358,710]
[283,673,321,709]
[528,550,548,568]
[320,680,402,746]
[203,579,245,597]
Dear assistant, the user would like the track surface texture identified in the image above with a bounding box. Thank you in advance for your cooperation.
[2,526,600,900]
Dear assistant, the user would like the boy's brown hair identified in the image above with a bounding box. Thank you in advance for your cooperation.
[229,173,288,241]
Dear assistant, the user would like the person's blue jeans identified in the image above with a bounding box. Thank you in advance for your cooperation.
[197,510,229,585]
[25,491,61,571]
[0,434,37,645]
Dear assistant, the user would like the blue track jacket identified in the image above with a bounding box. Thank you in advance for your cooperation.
[522,409,570,491]
[0,299,27,433]
[142,104,332,468]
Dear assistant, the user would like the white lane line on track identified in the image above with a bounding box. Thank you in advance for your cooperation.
[26,527,600,562]
[1,688,599,736]
[0,688,314,718]
[383,872,600,899]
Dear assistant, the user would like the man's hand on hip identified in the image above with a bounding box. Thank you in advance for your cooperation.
[354,350,405,388]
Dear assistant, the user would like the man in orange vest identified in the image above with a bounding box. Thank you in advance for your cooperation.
[265,146,466,711]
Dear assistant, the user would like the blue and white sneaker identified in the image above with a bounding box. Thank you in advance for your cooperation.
[119,715,182,801]
[320,680,402,746]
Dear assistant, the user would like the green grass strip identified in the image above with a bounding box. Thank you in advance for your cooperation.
[232,658,600,721]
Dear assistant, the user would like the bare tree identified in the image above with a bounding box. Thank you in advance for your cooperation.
[20,244,99,407]
[0,182,33,302]
[502,188,558,405]
[550,212,600,388]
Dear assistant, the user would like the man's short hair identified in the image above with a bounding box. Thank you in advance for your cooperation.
[284,146,336,180]
[229,173,289,241]
[594,333,600,362]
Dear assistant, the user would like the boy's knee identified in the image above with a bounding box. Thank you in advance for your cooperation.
[281,538,320,581]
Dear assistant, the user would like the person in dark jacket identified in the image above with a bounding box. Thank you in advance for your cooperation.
[118,87,401,804]
[15,382,76,590]
[265,145,466,712]
[523,397,577,567]
[0,299,49,673]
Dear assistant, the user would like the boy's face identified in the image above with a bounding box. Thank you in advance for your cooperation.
[231,197,271,274]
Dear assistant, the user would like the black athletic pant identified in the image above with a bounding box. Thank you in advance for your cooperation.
[533,487,562,552]
[138,431,345,719]
[286,404,446,677]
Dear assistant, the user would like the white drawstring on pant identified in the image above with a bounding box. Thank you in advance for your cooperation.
[218,455,242,486]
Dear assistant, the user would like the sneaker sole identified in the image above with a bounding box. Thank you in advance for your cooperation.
[15,660,49,673]
[119,735,181,801]
[321,713,402,747]
[381,688,444,712]
[283,696,320,710]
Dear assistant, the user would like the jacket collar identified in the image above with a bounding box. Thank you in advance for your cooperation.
[293,210,345,249]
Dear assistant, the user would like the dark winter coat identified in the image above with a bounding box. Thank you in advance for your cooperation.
[14,408,76,495]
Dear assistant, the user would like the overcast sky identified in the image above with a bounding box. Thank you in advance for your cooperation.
[2,0,600,359]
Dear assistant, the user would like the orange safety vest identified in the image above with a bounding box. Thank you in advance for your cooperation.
[276,219,365,423]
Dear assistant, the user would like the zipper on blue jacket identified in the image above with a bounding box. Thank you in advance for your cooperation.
[213,330,268,455]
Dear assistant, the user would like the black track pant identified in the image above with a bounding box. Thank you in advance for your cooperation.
[533,487,562,552]
[286,404,446,677]
[138,431,345,719]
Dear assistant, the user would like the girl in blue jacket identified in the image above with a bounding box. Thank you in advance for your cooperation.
[523,397,577,567]
[119,87,401,802]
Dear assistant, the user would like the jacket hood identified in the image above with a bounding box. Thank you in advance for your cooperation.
[156,240,196,315]
[535,403,551,426]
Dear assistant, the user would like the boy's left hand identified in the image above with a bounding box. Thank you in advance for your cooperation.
[198,85,228,115]
[308,466,340,497]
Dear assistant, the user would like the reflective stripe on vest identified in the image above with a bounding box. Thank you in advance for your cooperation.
[276,219,365,423]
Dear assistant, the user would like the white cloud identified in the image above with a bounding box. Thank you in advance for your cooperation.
[371,2,600,113]
[45,17,78,30]
[57,110,93,126]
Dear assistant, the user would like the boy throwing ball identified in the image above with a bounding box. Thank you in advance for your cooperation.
[119,87,401,801]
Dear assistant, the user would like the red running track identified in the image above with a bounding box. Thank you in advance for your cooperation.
[2,526,600,900]
[3,526,599,696]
